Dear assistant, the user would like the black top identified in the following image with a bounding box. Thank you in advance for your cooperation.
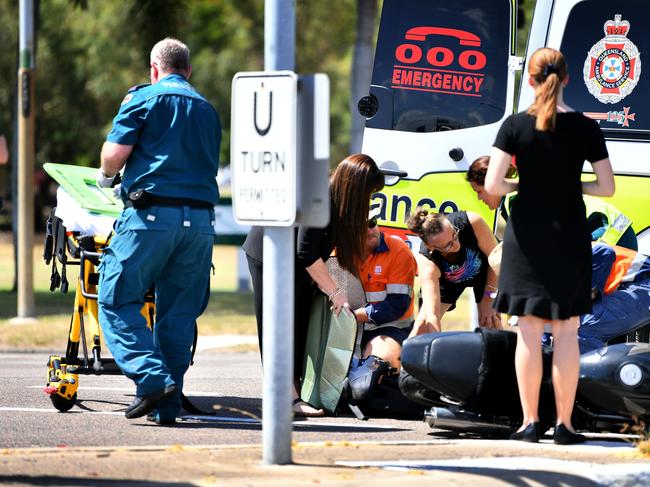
[297,223,334,269]
[492,111,608,319]
[242,226,264,262]
[419,211,488,306]
[242,222,334,271]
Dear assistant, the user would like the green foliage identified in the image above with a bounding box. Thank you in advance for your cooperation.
[0,0,367,178]
[0,0,537,182]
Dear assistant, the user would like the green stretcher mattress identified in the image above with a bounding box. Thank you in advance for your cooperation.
[44,163,123,218]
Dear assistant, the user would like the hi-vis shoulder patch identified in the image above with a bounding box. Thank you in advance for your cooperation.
[583,14,642,104]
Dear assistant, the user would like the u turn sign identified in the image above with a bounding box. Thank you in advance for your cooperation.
[231,71,298,225]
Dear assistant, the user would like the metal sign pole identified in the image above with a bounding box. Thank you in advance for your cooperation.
[16,0,36,321]
[262,0,296,466]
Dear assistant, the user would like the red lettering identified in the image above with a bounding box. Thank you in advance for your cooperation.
[426,47,454,67]
[473,76,484,92]
[402,69,413,85]
[432,72,442,88]
[458,50,487,70]
[413,70,422,86]
[442,73,452,90]
[451,75,462,91]
[392,69,401,84]
[422,72,432,86]
[395,44,422,64]
[462,76,473,92]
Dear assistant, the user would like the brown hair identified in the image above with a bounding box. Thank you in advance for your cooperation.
[526,47,568,132]
[330,154,384,276]
[151,38,191,73]
[406,208,448,241]
[466,155,517,186]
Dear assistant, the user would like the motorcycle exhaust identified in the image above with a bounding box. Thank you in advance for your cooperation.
[424,407,512,436]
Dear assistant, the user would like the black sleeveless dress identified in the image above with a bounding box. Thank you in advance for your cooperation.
[492,111,608,320]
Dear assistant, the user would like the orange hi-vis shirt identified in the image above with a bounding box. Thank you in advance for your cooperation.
[359,233,417,330]
[603,244,649,295]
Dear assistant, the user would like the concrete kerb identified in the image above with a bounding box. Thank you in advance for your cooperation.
[2,439,648,487]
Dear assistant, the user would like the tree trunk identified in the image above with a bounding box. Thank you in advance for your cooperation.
[349,0,378,154]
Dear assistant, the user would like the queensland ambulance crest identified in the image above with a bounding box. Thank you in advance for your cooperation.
[583,15,641,104]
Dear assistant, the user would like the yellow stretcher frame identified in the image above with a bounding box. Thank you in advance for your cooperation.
[44,227,155,412]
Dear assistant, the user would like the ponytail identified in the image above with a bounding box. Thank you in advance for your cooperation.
[526,48,568,132]
[406,208,447,241]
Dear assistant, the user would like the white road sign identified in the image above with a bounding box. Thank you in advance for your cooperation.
[231,71,297,225]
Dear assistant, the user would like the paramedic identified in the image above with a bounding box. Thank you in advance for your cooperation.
[346,208,417,403]
[467,155,637,250]
[406,208,501,334]
[96,38,221,424]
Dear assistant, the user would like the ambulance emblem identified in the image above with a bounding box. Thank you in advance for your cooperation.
[583,15,641,104]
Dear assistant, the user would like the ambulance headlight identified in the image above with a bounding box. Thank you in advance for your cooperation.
[358,95,378,118]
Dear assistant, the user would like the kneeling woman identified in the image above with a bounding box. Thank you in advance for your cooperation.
[406,209,501,334]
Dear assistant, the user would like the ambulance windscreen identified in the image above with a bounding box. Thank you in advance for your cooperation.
[366,0,510,133]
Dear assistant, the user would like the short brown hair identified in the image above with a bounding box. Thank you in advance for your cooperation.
[466,155,517,186]
[150,38,190,73]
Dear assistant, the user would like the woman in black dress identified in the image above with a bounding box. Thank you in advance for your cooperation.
[485,48,615,444]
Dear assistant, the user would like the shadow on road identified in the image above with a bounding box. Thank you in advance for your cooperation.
[0,476,195,487]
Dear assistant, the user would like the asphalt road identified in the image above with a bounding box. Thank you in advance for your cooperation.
[0,350,434,448]
[2,350,650,487]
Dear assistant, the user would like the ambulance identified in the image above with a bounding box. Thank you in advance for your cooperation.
[362,0,650,255]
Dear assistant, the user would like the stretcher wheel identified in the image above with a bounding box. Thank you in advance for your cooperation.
[50,393,77,412]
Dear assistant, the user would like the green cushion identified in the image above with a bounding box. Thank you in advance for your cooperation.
[300,294,357,413]
[44,163,123,218]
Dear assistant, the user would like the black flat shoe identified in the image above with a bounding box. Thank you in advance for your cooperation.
[509,421,541,443]
[125,384,177,419]
[554,423,586,445]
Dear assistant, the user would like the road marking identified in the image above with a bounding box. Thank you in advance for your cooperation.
[0,407,123,415]
[338,457,650,484]
[27,385,225,396]
[181,416,400,430]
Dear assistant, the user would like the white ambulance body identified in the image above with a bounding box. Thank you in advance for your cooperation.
[362,0,650,254]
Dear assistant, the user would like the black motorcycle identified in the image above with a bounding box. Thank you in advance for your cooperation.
[399,324,650,437]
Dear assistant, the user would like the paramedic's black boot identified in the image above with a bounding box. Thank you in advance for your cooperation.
[146,412,177,426]
[348,355,390,402]
[125,384,177,419]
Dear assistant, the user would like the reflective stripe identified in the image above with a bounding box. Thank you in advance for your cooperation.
[364,318,412,331]
[622,253,647,283]
[612,213,631,232]
[366,290,387,301]
[386,284,413,295]
[366,285,413,302]
[583,195,631,246]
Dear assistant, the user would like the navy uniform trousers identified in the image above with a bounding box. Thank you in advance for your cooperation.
[98,204,214,419]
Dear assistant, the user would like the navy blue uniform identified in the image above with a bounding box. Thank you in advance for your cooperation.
[98,73,221,421]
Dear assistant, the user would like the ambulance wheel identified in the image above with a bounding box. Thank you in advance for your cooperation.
[50,393,77,412]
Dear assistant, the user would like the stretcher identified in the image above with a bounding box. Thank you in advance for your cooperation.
[41,163,155,412]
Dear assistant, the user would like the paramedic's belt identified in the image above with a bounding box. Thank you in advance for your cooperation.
[125,190,213,210]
